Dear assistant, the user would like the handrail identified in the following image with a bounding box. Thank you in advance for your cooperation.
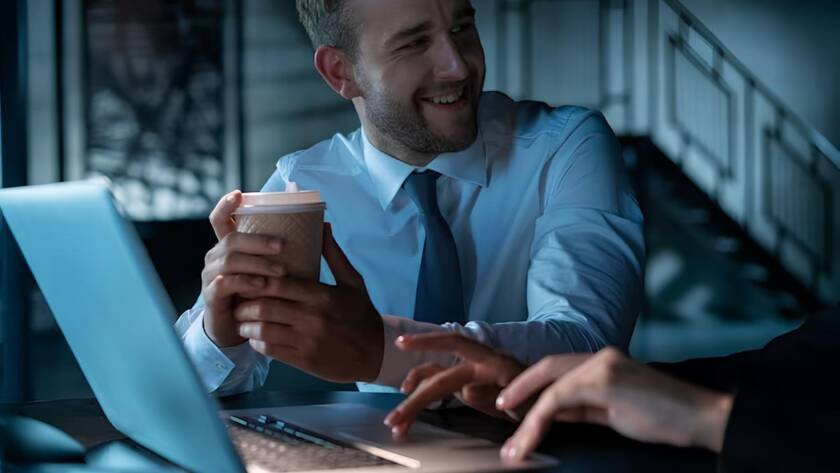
[661,0,840,171]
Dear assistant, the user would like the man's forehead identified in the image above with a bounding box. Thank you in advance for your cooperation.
[354,0,474,39]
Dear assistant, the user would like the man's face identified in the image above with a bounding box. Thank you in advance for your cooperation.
[350,0,485,155]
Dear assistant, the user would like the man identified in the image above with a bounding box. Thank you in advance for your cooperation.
[383,307,840,472]
[175,0,644,399]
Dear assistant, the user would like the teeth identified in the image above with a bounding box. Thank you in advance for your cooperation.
[429,88,464,105]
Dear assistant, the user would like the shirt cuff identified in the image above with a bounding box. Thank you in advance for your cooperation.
[369,315,456,388]
[182,313,237,391]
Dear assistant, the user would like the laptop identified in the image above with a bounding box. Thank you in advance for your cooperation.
[0,181,556,472]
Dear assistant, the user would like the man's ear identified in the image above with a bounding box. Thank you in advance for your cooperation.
[314,46,361,100]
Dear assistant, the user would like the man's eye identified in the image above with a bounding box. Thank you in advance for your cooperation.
[451,24,473,34]
[401,38,427,50]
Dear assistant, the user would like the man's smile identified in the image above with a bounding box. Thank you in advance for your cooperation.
[419,83,470,111]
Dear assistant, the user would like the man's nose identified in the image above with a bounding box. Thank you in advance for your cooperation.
[432,37,469,81]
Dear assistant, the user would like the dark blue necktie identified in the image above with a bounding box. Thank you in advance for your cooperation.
[402,171,466,325]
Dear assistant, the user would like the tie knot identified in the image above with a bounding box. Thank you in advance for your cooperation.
[402,171,441,215]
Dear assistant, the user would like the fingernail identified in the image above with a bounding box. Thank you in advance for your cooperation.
[270,239,282,252]
[383,413,395,427]
[271,264,285,276]
[251,277,265,288]
[395,336,406,345]
[399,385,408,394]
[238,325,248,337]
[495,396,505,408]
[226,194,235,203]
[502,444,518,460]
[391,426,404,437]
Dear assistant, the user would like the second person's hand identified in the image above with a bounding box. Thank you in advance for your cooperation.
[383,333,526,438]
[495,348,734,462]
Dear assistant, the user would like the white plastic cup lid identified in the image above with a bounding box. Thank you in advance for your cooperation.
[238,182,323,207]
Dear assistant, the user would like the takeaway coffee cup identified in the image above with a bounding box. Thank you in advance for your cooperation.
[232,182,326,281]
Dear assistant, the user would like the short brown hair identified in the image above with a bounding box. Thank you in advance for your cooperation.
[296,0,357,55]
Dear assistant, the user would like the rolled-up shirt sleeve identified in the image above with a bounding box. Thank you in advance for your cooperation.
[458,113,643,364]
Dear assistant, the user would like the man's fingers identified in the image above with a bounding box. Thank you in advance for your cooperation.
[497,355,589,410]
[385,364,474,434]
[396,332,496,363]
[203,274,267,307]
[234,298,307,326]
[249,339,298,361]
[256,275,330,304]
[462,384,500,407]
[209,252,286,280]
[322,223,364,288]
[400,362,446,394]
[210,190,242,241]
[215,232,284,258]
[238,321,298,345]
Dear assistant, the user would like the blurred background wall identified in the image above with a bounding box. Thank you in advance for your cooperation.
[680,0,840,145]
[2,0,838,402]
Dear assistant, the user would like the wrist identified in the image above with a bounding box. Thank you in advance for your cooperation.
[202,310,246,348]
[692,390,733,452]
[361,315,385,382]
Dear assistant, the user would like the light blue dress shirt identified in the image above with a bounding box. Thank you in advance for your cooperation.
[175,91,645,395]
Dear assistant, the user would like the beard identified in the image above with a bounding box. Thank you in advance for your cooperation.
[357,73,479,155]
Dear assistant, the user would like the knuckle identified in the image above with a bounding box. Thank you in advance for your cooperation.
[595,362,617,387]
[597,348,624,371]
[222,232,239,249]
[220,253,236,271]
[204,247,215,265]
[318,290,334,307]
[262,234,277,247]
[210,274,226,290]
[253,322,269,339]
[308,315,328,334]
[200,266,211,286]
[214,274,231,291]
[535,357,553,375]
[599,346,621,361]
[254,301,271,320]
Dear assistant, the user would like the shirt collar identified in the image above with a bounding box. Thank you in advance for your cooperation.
[361,127,487,210]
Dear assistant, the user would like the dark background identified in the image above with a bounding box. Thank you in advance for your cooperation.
[1,0,838,403]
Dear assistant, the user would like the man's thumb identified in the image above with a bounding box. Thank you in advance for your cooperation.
[322,223,364,288]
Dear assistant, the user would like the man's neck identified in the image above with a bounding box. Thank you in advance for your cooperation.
[363,125,437,168]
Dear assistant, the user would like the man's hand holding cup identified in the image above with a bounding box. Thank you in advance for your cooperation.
[200,187,384,383]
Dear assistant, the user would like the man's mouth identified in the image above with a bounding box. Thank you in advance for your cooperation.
[421,85,467,106]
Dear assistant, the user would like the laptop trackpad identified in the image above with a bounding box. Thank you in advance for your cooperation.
[338,422,476,447]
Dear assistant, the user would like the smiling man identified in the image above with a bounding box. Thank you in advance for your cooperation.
[175,0,645,408]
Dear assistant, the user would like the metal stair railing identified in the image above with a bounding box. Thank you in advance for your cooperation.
[480,0,839,305]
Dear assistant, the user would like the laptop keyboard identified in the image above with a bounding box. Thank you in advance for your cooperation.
[227,414,399,472]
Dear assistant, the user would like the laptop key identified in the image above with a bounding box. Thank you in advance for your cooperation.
[227,415,400,472]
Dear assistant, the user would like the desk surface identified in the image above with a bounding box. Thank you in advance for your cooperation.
[3,391,717,472]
